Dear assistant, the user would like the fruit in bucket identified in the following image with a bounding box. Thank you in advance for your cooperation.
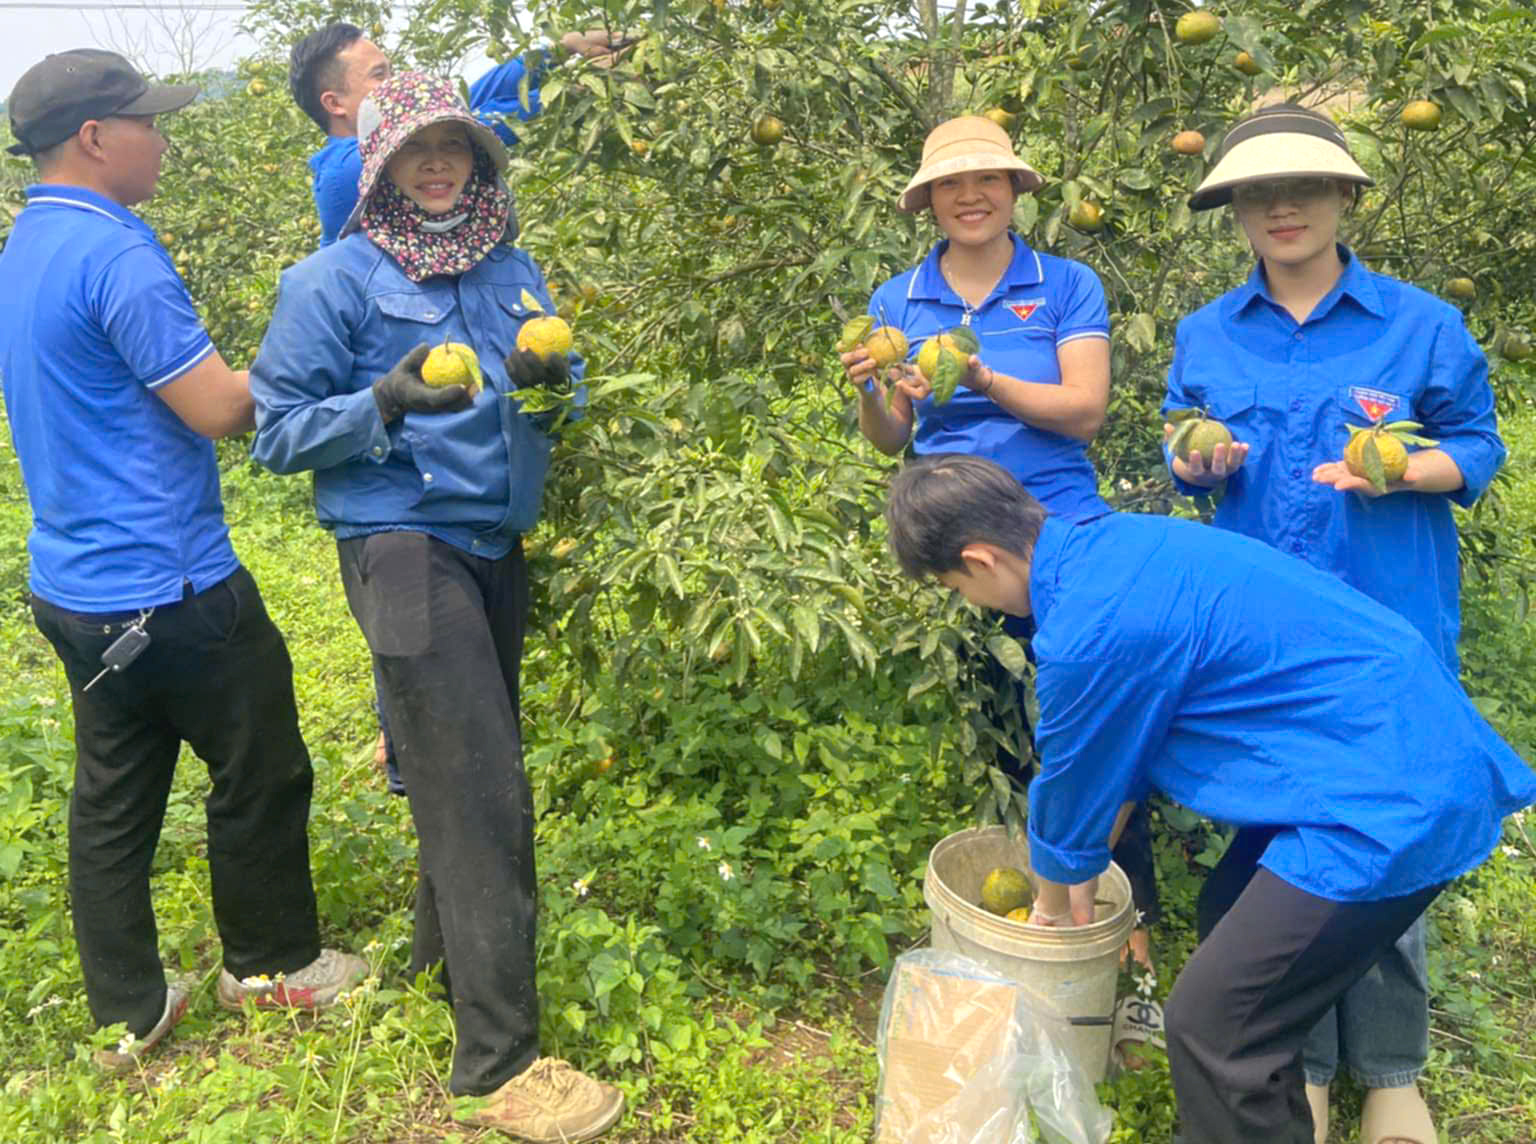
[1005,906,1031,924]
[979,866,1032,916]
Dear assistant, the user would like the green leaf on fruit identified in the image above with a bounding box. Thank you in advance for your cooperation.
[1363,436,1388,492]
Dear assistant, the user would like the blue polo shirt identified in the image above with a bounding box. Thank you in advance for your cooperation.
[0,186,239,612]
[869,233,1111,520]
[1163,247,1504,669]
[1025,512,1536,901]
[310,53,545,247]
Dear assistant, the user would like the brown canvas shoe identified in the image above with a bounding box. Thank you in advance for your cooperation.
[463,1057,625,1142]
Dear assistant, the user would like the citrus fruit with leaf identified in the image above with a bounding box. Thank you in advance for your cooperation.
[982,107,1016,130]
[1167,408,1233,463]
[422,342,482,394]
[1343,418,1435,490]
[1233,50,1261,75]
[1068,200,1104,232]
[750,115,784,146]
[980,867,1032,916]
[917,326,980,404]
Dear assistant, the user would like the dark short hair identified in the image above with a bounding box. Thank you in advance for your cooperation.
[884,454,1047,579]
[288,22,363,132]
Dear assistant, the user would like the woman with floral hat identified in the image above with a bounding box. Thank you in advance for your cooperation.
[1161,102,1505,1144]
[249,72,623,1142]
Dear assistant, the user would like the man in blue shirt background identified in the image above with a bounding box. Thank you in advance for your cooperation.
[883,454,1536,1144]
[0,50,365,1070]
[288,22,632,247]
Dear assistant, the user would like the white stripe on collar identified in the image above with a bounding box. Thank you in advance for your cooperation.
[28,196,124,223]
[1033,249,1043,282]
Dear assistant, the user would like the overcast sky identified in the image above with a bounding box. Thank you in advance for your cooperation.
[0,5,260,95]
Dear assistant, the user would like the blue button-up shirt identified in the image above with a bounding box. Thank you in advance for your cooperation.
[309,53,545,246]
[1025,512,1535,901]
[869,233,1111,520]
[1163,248,1504,668]
[248,233,582,557]
[0,185,239,612]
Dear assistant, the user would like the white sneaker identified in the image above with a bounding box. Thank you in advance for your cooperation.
[215,948,367,1012]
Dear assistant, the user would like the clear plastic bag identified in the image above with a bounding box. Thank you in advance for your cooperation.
[874,949,1114,1144]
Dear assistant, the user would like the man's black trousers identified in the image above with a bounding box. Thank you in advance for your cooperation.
[32,568,321,1037]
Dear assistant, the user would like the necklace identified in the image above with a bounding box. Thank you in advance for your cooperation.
[939,255,979,325]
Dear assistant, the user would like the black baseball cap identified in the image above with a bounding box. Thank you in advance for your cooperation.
[6,49,198,156]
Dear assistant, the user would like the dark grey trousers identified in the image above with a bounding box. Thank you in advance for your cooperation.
[337,531,537,1097]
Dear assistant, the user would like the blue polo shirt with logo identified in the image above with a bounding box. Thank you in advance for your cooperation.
[1162,247,1504,668]
[868,232,1111,520]
[0,185,239,613]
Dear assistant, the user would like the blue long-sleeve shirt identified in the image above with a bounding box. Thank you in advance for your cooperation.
[309,53,546,247]
[1162,247,1505,668]
[1024,512,1535,901]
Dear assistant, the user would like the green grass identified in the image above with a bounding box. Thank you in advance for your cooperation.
[1,404,1534,1141]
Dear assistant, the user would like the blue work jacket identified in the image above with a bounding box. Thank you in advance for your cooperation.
[249,234,582,558]
[869,233,1111,520]
[1025,512,1535,901]
[1163,248,1505,668]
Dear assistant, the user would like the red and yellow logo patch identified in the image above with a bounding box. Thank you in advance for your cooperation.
[1349,386,1403,423]
[1006,299,1044,324]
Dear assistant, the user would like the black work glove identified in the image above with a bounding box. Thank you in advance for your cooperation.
[503,348,571,392]
[372,344,475,423]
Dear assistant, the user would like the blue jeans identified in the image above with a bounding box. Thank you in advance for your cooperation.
[1302,912,1428,1088]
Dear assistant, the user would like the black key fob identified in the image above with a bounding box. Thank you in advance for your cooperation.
[101,624,152,672]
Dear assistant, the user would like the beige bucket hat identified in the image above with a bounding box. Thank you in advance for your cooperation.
[898,115,1045,213]
[1190,103,1373,211]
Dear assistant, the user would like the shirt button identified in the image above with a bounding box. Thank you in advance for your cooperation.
[372,446,384,456]
[422,472,434,483]
[423,311,436,319]
[1290,400,1301,412]
[1291,541,1304,553]
[1294,332,1304,341]
[1290,467,1302,478]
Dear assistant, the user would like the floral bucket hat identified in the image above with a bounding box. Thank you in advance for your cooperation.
[338,70,509,239]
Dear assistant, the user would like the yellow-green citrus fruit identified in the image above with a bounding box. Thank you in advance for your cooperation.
[516,316,574,358]
[1172,130,1206,155]
[1005,906,1031,924]
[1499,333,1531,362]
[1445,277,1477,301]
[1401,100,1442,131]
[750,115,784,146]
[864,326,909,370]
[916,333,969,381]
[1175,10,1222,44]
[980,867,1032,916]
[1234,50,1261,75]
[1174,418,1233,463]
[1069,200,1105,232]
[421,343,480,391]
[982,107,1017,130]
[1345,431,1408,482]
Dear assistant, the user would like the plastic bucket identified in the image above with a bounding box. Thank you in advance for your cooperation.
[922,825,1135,1083]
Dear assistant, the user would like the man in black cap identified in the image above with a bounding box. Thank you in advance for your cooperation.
[0,50,366,1072]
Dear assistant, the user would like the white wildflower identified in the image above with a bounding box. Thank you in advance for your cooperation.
[695,836,712,851]
[1502,845,1519,858]
[718,861,734,882]
[572,878,590,897]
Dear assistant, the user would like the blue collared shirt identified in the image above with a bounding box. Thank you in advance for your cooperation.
[869,233,1111,520]
[249,233,583,557]
[0,185,239,612]
[1025,512,1536,901]
[309,54,546,247]
[1163,248,1504,667]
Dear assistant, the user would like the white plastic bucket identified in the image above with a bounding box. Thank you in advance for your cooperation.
[922,825,1135,1083]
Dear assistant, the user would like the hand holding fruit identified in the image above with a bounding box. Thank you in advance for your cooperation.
[1312,418,1438,496]
[503,348,572,392]
[1164,410,1247,485]
[373,343,476,423]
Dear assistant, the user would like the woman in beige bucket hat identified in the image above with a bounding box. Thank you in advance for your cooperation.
[841,114,1163,974]
[1161,102,1505,1144]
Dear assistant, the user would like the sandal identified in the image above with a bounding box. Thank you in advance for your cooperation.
[1110,995,1165,1072]
[1360,1085,1436,1144]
